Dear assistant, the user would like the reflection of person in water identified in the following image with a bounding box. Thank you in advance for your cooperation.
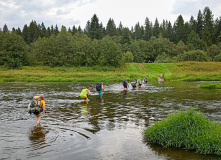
[29,124,47,145]
[81,101,90,116]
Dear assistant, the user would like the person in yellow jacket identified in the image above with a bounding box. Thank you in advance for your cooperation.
[80,87,91,103]
[37,95,45,124]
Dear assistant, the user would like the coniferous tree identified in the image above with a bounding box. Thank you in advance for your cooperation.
[202,7,214,47]
[167,21,174,42]
[117,22,123,36]
[153,18,160,38]
[121,27,132,45]
[106,18,117,36]
[3,24,8,33]
[133,22,144,40]
[189,16,197,32]
[41,22,47,38]
[214,17,221,43]
[54,24,59,35]
[46,27,51,37]
[87,14,103,40]
[174,15,185,43]
[22,24,29,43]
[29,20,40,43]
[143,17,152,41]
[196,10,203,38]
[51,25,54,34]
[16,27,22,36]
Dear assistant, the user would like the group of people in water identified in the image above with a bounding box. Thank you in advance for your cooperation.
[123,78,148,91]
[29,74,164,124]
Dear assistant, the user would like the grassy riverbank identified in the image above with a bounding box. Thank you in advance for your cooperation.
[0,62,221,82]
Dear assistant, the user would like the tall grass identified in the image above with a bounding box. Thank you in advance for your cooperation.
[200,83,221,89]
[0,62,221,82]
[144,109,221,155]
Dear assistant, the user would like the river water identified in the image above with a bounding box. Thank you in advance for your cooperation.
[0,82,220,160]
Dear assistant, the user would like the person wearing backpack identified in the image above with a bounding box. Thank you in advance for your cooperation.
[137,79,142,88]
[28,95,46,124]
[131,79,137,89]
[96,82,104,98]
[80,87,91,103]
[123,80,129,91]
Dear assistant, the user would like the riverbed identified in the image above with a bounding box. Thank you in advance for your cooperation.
[0,82,220,160]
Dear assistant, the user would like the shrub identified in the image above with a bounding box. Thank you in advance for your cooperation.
[144,109,221,155]
[214,53,221,62]
[177,50,210,62]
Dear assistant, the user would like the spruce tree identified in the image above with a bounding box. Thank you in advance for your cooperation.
[3,24,8,33]
[202,6,214,47]
[143,17,152,41]
[153,18,160,38]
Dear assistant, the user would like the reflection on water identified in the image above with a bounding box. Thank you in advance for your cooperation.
[29,124,48,148]
[0,82,220,160]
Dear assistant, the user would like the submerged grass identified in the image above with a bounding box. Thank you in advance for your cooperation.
[200,83,221,89]
[144,109,221,155]
[0,62,221,82]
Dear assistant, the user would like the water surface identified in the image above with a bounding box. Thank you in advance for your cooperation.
[0,82,220,160]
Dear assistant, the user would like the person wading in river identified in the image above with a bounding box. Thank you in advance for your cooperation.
[28,95,46,124]
[80,87,91,103]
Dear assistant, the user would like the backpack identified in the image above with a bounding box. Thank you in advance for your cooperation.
[131,82,136,87]
[28,96,42,114]
[138,79,142,85]
[80,89,88,98]
[96,82,102,91]
[123,80,127,87]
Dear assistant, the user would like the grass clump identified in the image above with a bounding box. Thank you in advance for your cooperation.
[144,109,221,155]
[200,83,221,89]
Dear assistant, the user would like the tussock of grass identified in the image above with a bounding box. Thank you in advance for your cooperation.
[144,109,221,155]
[200,83,221,89]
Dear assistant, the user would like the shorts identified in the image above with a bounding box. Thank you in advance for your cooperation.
[124,86,128,88]
[139,84,142,86]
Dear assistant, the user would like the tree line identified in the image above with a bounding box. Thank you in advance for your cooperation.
[1,6,221,68]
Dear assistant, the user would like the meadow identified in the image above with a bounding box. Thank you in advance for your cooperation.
[0,62,221,82]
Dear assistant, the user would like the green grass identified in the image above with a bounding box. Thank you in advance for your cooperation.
[200,83,221,89]
[144,109,221,155]
[0,62,221,82]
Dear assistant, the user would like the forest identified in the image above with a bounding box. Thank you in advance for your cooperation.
[1,6,221,69]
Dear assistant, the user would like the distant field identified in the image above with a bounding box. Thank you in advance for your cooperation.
[0,62,221,82]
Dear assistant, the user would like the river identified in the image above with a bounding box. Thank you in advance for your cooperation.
[0,82,220,160]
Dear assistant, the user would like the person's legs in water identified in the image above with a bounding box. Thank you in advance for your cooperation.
[36,112,42,124]
[84,97,88,103]
[98,90,103,99]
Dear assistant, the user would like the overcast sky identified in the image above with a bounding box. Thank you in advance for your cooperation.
[1,0,221,30]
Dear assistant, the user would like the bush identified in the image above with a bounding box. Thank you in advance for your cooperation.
[214,53,221,62]
[144,109,221,155]
[177,50,210,62]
